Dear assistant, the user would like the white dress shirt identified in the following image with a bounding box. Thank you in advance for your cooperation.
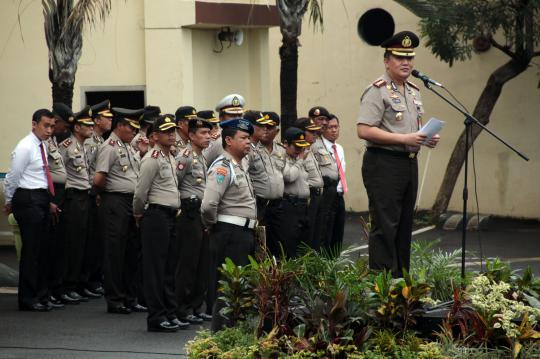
[322,136,346,193]
[4,132,49,203]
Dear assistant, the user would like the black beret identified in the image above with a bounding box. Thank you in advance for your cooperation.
[52,102,74,123]
[308,106,331,119]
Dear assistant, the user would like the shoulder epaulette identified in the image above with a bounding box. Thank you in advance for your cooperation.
[407,80,420,91]
[62,138,72,148]
[276,142,285,148]
[109,139,116,146]
[221,158,230,167]
[182,148,191,158]
[151,150,160,159]
[373,79,387,88]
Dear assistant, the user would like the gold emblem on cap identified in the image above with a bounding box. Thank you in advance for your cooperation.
[402,36,412,48]
[165,117,171,123]
[314,109,320,116]
[300,134,304,140]
[192,109,196,114]
[232,96,240,106]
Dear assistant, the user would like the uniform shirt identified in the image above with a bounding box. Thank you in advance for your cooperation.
[59,135,91,190]
[133,148,180,215]
[174,130,190,152]
[303,149,324,189]
[247,142,286,199]
[203,138,224,167]
[201,151,256,228]
[130,131,146,152]
[357,72,424,152]
[84,134,104,178]
[322,136,346,193]
[4,132,49,203]
[46,137,67,184]
[283,156,310,199]
[95,131,139,194]
[310,137,339,181]
[176,145,207,200]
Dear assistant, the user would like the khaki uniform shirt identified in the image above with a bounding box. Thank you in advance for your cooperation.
[303,149,324,189]
[201,151,256,228]
[84,134,104,178]
[130,131,147,152]
[357,72,424,152]
[247,142,286,199]
[311,138,339,180]
[175,131,190,153]
[203,138,224,167]
[95,131,139,194]
[133,148,180,215]
[46,137,67,184]
[176,145,207,200]
[283,156,310,199]
[59,135,91,190]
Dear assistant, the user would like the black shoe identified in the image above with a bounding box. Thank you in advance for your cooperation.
[46,297,65,309]
[196,313,212,321]
[169,317,190,329]
[148,321,179,332]
[82,288,102,299]
[107,305,132,314]
[67,291,88,302]
[19,303,52,312]
[129,303,148,312]
[59,293,80,305]
[185,314,204,324]
[91,286,105,295]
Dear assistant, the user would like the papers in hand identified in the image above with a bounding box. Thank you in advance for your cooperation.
[419,118,444,144]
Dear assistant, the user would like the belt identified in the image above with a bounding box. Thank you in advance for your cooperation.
[104,191,134,198]
[148,203,178,216]
[337,192,344,197]
[367,147,418,159]
[323,176,338,187]
[310,187,323,196]
[283,193,309,204]
[65,188,90,194]
[217,214,257,229]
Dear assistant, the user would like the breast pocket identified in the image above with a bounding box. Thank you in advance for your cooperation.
[315,149,332,167]
[159,165,172,179]
[117,153,130,172]
[251,155,265,173]
[273,156,285,171]
[49,151,63,167]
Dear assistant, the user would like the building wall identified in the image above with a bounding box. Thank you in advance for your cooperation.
[0,0,538,218]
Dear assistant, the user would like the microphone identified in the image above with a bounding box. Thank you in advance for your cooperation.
[411,69,444,87]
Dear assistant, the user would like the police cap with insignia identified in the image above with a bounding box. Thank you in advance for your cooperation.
[215,94,245,115]
[197,110,220,124]
[90,100,113,118]
[175,106,197,123]
[308,106,331,119]
[295,117,322,132]
[284,127,310,148]
[52,102,74,123]
[73,106,95,126]
[381,30,419,57]
[112,107,144,129]
[262,111,280,127]
[141,105,161,125]
[154,114,177,132]
[220,118,254,135]
[244,110,272,126]
[188,117,213,131]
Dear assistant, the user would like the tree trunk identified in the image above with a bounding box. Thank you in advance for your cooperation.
[52,80,74,109]
[431,59,529,218]
[279,36,299,140]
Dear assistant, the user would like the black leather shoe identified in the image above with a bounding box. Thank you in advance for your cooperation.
[67,291,88,302]
[91,286,105,295]
[107,305,132,314]
[19,303,52,312]
[45,297,65,309]
[59,293,80,304]
[197,313,212,321]
[185,314,204,324]
[82,288,102,298]
[168,317,190,329]
[129,303,148,312]
[148,321,179,332]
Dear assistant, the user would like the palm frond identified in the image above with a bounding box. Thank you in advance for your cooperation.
[63,0,111,38]
[308,0,323,32]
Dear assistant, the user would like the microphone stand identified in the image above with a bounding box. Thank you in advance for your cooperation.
[420,80,529,280]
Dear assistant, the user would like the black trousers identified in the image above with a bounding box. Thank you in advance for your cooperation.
[48,183,65,297]
[261,198,284,257]
[362,148,418,278]
[278,196,309,258]
[62,188,90,291]
[141,205,179,326]
[175,199,209,318]
[209,222,255,332]
[307,188,323,250]
[12,189,51,308]
[80,193,104,291]
[319,178,339,254]
[330,194,346,251]
[100,192,140,308]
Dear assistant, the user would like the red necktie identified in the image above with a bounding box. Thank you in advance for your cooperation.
[332,144,348,193]
[39,142,55,196]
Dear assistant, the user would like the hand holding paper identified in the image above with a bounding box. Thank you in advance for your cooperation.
[419,118,444,145]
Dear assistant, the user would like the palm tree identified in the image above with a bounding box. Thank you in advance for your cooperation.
[43,0,112,108]
[277,0,323,135]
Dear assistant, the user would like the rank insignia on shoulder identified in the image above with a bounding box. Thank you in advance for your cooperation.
[182,149,191,158]
[151,150,160,159]
[221,159,230,167]
[62,139,72,148]
[407,80,420,91]
[373,79,387,88]
[117,140,123,147]
[109,139,116,146]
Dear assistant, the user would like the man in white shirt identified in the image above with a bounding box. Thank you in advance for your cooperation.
[321,114,347,250]
[4,109,59,311]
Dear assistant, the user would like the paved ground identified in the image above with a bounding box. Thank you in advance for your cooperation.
[0,214,538,358]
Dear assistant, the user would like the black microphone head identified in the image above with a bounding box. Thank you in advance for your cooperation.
[411,69,420,77]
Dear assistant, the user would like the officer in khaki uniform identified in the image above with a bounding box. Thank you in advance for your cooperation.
[294,117,324,250]
[133,115,183,332]
[174,106,197,153]
[94,107,146,314]
[201,118,256,332]
[131,106,160,152]
[308,106,340,254]
[279,127,310,258]
[357,31,439,278]
[59,106,94,301]
[175,118,213,325]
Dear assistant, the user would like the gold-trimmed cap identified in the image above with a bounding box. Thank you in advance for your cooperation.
[215,94,245,115]
[380,31,419,57]
[295,117,322,132]
[284,127,310,148]
[175,106,197,123]
[90,100,113,118]
[112,107,144,129]
[73,106,94,126]
[197,110,219,124]
[154,114,177,132]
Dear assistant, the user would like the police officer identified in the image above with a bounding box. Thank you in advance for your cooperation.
[201,118,256,332]
[203,94,246,165]
[174,106,197,153]
[294,117,324,250]
[175,118,212,325]
[279,127,310,258]
[131,105,160,151]
[357,31,439,278]
[94,107,146,314]
[59,106,94,301]
[133,115,183,332]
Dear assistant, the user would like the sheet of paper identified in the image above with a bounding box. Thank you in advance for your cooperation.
[419,118,445,144]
